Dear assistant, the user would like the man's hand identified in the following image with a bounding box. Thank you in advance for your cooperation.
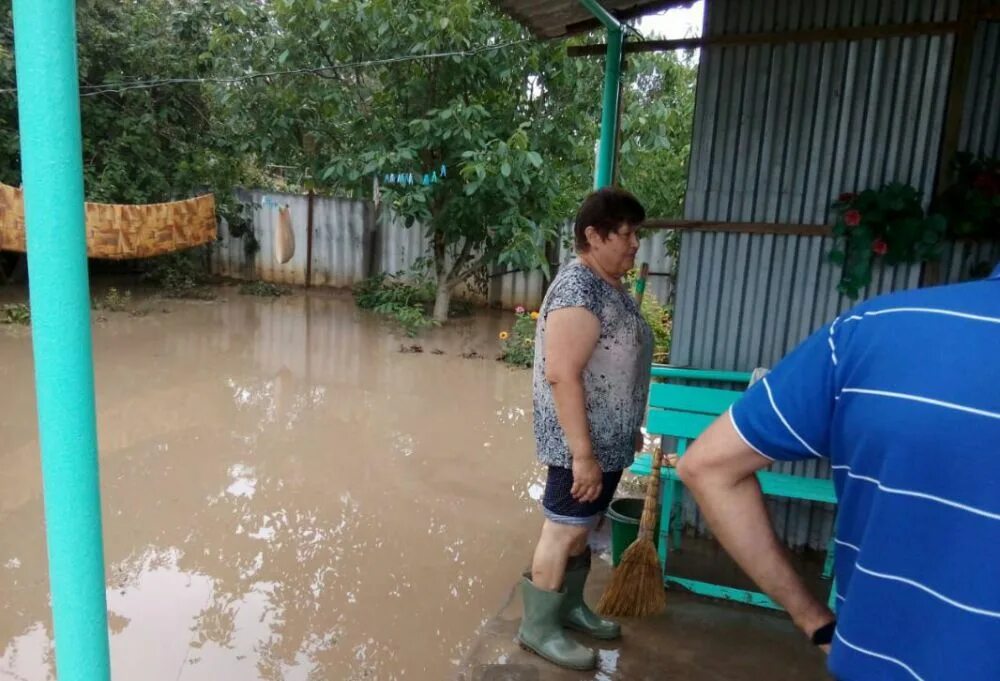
[634,431,644,453]
[571,455,602,503]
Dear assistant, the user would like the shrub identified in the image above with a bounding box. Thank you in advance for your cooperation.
[353,273,438,337]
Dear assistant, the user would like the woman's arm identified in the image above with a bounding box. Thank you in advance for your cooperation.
[544,307,602,502]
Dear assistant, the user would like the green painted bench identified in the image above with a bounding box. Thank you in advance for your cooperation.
[628,365,838,611]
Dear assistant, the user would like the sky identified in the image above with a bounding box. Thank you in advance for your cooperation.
[635,1,704,40]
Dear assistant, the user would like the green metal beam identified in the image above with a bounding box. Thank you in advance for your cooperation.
[11,1,111,680]
[579,0,625,189]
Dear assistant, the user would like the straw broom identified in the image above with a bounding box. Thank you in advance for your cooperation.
[595,445,667,617]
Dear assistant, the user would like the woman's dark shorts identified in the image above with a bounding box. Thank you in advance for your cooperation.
[541,465,624,528]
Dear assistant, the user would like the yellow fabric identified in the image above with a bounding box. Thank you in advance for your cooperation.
[0,183,217,260]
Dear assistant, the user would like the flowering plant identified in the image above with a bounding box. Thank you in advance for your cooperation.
[498,307,538,368]
[931,153,1000,239]
[829,182,946,299]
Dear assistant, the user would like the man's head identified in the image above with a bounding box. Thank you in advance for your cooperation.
[574,187,646,277]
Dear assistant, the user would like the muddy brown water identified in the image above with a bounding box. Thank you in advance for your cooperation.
[1,287,551,680]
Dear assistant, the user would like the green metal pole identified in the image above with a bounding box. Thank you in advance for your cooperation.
[579,0,624,189]
[11,1,111,680]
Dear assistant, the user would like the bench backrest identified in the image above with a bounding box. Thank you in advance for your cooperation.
[647,366,747,454]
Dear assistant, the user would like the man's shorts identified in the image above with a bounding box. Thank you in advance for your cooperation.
[541,465,624,528]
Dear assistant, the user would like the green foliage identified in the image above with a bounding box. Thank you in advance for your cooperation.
[0,1,255,213]
[353,273,438,336]
[624,270,673,362]
[932,153,1000,239]
[218,0,695,319]
[142,251,217,300]
[1,302,29,325]
[93,287,132,312]
[239,281,289,297]
[498,309,537,368]
[641,295,672,363]
[0,0,697,318]
[618,51,698,220]
[830,183,946,299]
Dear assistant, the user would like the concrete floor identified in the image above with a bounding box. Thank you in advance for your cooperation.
[458,538,831,681]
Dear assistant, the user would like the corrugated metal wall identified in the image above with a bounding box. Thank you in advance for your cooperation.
[212,190,370,287]
[686,0,958,229]
[961,3,1000,158]
[673,0,999,550]
[310,196,373,288]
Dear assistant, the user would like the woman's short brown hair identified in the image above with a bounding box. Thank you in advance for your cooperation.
[573,187,646,252]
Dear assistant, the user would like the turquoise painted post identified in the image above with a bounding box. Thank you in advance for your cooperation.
[579,0,624,189]
[11,1,111,680]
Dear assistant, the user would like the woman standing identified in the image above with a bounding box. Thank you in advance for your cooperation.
[518,188,653,670]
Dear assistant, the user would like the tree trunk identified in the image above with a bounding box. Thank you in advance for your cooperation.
[432,275,452,323]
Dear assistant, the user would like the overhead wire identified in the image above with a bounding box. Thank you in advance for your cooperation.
[0,37,535,98]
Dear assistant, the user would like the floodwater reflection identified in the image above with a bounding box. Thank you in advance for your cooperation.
[0,290,541,680]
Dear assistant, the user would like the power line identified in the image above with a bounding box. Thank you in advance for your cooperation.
[0,38,534,98]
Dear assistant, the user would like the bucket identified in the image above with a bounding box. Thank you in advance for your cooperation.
[607,497,652,566]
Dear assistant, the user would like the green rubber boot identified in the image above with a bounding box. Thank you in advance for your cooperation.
[560,550,622,640]
[517,574,597,671]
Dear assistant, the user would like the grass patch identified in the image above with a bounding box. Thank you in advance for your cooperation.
[93,287,132,312]
[239,281,290,297]
[0,303,29,325]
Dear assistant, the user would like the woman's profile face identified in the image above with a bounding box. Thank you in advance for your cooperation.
[586,222,640,278]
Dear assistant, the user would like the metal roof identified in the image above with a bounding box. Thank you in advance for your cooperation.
[492,0,693,38]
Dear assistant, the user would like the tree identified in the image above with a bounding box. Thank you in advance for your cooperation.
[220,0,603,320]
[618,50,698,219]
[1,0,698,313]
[0,0,253,215]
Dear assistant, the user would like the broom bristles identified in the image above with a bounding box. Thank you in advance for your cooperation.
[595,539,666,617]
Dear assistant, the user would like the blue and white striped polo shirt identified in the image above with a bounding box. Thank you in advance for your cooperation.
[731,263,1000,681]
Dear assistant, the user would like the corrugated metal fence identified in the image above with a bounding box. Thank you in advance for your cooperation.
[211,191,677,311]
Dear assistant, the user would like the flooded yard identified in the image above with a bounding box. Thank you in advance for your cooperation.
[1,287,549,680]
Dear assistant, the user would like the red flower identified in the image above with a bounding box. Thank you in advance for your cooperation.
[837,192,856,203]
[844,209,862,227]
[872,238,888,256]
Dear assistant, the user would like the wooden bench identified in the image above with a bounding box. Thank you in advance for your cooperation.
[628,366,838,610]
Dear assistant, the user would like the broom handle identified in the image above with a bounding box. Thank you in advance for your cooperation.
[638,446,662,541]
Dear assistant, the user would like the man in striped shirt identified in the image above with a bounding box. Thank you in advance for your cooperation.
[677,263,1000,680]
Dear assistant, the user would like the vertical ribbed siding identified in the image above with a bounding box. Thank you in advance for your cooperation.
[671,0,999,550]
[211,191,371,288]
[310,196,370,288]
[688,0,958,226]
[960,7,1000,158]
